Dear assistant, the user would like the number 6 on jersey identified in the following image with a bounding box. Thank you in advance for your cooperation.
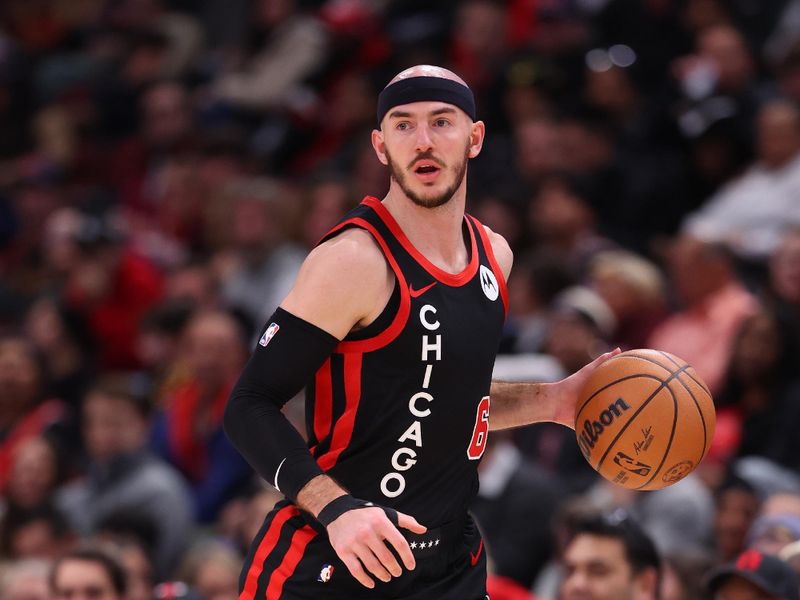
[467,396,490,459]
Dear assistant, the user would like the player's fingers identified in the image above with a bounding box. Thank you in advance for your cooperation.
[341,553,375,589]
[588,347,621,369]
[366,535,403,578]
[397,511,427,534]
[356,544,393,583]
[382,525,416,571]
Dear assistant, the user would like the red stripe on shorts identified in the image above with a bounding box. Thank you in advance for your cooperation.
[239,506,297,600]
[266,525,318,599]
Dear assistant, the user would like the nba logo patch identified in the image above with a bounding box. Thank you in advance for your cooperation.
[259,323,280,347]
[317,564,334,583]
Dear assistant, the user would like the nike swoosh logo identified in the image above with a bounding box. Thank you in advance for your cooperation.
[409,282,437,298]
[470,539,483,566]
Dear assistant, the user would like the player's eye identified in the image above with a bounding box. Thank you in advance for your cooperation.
[396,122,411,131]
[434,118,450,127]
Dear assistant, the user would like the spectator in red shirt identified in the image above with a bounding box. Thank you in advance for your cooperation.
[62,214,164,369]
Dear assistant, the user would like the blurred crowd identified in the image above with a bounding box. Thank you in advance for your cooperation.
[2,0,800,599]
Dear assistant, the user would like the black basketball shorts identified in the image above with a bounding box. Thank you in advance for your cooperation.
[238,500,488,600]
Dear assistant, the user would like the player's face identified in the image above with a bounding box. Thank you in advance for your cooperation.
[376,101,481,208]
[561,535,653,600]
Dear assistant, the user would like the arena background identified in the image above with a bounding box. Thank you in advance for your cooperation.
[1,0,800,598]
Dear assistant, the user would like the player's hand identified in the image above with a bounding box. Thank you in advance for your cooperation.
[326,506,426,589]
[552,348,621,428]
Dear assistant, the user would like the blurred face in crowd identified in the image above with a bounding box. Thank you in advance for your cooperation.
[256,0,294,28]
[42,208,84,275]
[232,197,278,254]
[25,298,67,355]
[8,436,58,508]
[715,487,760,561]
[52,559,122,600]
[10,517,66,560]
[698,25,754,92]
[730,312,781,384]
[0,339,42,425]
[561,534,657,600]
[118,543,154,600]
[665,236,730,305]
[515,119,564,179]
[302,180,350,248]
[712,576,780,600]
[3,565,50,600]
[529,179,594,247]
[181,312,244,389]
[193,556,240,600]
[757,102,800,169]
[770,232,800,303]
[83,392,147,463]
[142,82,190,149]
[545,314,602,374]
[585,66,639,118]
[454,0,507,63]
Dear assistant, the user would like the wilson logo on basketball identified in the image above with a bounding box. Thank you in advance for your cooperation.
[578,398,631,458]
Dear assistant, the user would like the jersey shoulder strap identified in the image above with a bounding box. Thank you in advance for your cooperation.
[317,197,411,353]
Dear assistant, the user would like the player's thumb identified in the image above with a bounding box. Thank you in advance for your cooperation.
[397,511,427,534]
[592,347,621,367]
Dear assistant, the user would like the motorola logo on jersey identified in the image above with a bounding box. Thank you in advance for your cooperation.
[479,265,499,301]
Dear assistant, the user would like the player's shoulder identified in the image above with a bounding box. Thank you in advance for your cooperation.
[310,227,386,271]
[282,225,393,338]
[478,223,513,281]
[299,226,390,292]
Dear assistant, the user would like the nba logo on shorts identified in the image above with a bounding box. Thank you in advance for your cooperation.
[259,323,280,347]
[317,564,334,583]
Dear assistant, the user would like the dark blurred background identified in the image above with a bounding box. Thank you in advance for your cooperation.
[2,1,800,598]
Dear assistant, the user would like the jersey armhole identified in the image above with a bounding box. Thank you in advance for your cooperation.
[320,219,411,353]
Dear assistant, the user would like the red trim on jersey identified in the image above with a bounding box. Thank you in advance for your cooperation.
[316,352,362,470]
[469,215,509,316]
[239,506,297,600]
[363,196,479,287]
[327,217,411,354]
[265,525,318,599]
[312,358,333,443]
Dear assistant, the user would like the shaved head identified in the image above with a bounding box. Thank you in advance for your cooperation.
[387,65,469,88]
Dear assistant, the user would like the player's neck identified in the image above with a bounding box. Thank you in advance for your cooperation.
[382,181,469,274]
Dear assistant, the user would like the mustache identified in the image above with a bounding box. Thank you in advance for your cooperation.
[407,152,445,170]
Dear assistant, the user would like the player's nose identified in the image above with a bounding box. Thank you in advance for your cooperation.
[414,123,434,151]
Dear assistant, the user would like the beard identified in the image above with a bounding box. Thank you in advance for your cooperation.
[385,143,470,209]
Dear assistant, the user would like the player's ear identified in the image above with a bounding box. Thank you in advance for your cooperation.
[372,129,389,166]
[468,120,485,159]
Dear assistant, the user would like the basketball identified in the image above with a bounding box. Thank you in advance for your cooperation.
[575,349,716,490]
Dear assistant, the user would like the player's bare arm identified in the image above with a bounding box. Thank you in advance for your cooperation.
[481,225,621,431]
[280,229,426,589]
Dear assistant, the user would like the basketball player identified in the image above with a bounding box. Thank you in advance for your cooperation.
[224,65,619,600]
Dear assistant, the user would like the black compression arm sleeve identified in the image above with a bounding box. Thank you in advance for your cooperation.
[224,307,339,502]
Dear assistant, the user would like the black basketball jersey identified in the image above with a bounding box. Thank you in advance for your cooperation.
[306,196,507,527]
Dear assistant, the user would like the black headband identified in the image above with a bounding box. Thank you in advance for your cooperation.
[377,76,476,126]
